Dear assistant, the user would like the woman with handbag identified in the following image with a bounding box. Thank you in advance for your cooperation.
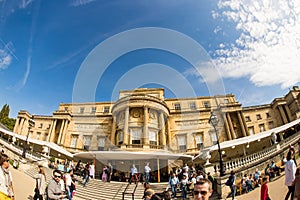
[34,165,46,200]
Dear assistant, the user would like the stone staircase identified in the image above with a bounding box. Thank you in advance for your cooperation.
[24,166,144,200]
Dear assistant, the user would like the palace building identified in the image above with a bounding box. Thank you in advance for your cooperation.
[12,86,300,180]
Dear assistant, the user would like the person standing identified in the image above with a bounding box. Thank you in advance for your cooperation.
[226,171,236,200]
[83,163,90,187]
[168,173,179,198]
[34,165,46,200]
[260,176,270,200]
[0,154,14,200]
[284,151,296,200]
[129,164,138,184]
[65,169,75,200]
[107,163,113,182]
[89,162,95,179]
[102,166,108,182]
[144,162,151,183]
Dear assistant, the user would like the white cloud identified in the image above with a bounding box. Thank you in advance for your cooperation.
[70,0,96,7]
[0,49,12,69]
[213,0,300,89]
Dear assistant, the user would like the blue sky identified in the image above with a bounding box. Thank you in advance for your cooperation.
[0,0,299,118]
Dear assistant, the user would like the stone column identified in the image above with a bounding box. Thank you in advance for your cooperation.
[110,116,117,145]
[278,106,288,124]
[144,106,149,145]
[19,118,25,135]
[60,120,69,146]
[13,118,20,133]
[123,107,129,145]
[58,120,65,144]
[222,113,232,140]
[237,112,247,137]
[240,112,250,136]
[226,113,236,139]
[49,119,57,142]
[159,112,166,146]
[284,104,293,122]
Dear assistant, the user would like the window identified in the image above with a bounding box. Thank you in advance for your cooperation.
[98,137,105,151]
[268,121,274,129]
[79,107,85,114]
[211,132,217,145]
[224,99,229,104]
[203,101,210,108]
[245,116,251,122]
[118,131,123,145]
[189,102,196,110]
[248,126,255,135]
[36,132,41,140]
[47,124,51,129]
[64,107,68,111]
[130,128,142,144]
[70,136,78,148]
[103,106,110,113]
[178,135,186,150]
[149,130,157,145]
[83,136,91,150]
[39,123,43,128]
[266,113,271,118]
[91,107,96,113]
[195,134,204,149]
[259,124,265,132]
[256,114,262,120]
[174,103,181,110]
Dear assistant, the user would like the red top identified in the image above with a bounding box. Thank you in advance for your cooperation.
[260,183,269,200]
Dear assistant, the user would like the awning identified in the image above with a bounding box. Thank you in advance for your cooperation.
[74,150,193,161]
[0,127,73,159]
[194,117,300,160]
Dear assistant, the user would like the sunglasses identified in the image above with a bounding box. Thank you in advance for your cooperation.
[5,159,9,162]
[54,175,61,178]
[193,190,208,196]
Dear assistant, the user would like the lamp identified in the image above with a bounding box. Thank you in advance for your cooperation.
[209,112,225,177]
[22,117,35,158]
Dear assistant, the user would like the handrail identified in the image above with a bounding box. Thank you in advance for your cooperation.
[122,182,139,200]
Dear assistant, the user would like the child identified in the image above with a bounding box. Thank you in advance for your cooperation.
[260,176,270,200]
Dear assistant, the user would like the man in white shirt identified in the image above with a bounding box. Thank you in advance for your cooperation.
[144,162,151,183]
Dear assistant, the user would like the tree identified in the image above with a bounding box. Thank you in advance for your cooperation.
[0,104,16,131]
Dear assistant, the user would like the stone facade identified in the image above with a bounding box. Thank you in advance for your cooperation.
[13,86,300,159]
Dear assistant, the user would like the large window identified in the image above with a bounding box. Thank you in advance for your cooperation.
[130,128,142,144]
[248,126,255,135]
[177,135,186,150]
[268,121,274,129]
[83,136,91,150]
[195,134,204,149]
[70,136,78,148]
[211,132,217,145]
[259,124,265,132]
[98,137,105,151]
[118,131,123,145]
[149,130,157,145]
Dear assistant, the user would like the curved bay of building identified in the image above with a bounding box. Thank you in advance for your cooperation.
[10,86,300,181]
